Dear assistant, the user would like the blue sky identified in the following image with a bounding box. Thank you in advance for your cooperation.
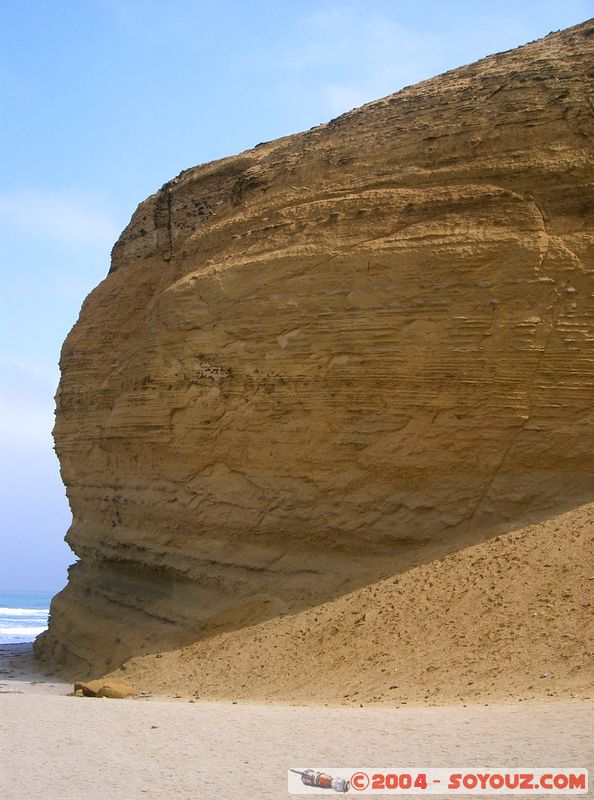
[1,0,591,591]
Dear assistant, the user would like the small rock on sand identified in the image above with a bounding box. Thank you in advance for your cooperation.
[74,678,136,699]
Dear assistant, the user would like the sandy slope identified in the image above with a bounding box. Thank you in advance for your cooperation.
[115,504,594,706]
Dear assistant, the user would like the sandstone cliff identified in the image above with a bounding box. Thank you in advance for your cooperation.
[37,20,594,676]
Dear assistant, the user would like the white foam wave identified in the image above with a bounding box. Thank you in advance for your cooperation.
[0,626,47,636]
[0,607,49,616]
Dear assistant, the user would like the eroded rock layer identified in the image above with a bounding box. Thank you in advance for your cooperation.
[38,21,594,673]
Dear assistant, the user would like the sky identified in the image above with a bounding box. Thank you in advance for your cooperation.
[0,0,591,591]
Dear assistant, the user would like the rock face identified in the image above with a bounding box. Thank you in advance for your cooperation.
[37,21,594,674]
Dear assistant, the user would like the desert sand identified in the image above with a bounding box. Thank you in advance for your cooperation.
[1,645,592,800]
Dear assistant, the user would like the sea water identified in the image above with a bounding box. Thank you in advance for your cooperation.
[0,590,55,644]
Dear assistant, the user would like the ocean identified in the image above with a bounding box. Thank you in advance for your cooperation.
[0,590,55,644]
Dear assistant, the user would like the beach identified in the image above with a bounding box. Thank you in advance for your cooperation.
[1,644,592,800]
[2,10,594,800]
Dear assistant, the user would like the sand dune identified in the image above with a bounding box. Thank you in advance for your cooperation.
[115,504,593,706]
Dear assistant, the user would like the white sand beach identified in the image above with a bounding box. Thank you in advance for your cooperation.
[1,644,592,800]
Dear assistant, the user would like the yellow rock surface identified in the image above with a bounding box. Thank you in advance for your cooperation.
[73,678,136,699]
[37,20,594,677]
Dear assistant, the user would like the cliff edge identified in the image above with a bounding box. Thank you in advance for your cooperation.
[37,20,594,676]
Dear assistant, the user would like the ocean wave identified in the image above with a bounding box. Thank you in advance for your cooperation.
[0,607,49,616]
[0,626,47,636]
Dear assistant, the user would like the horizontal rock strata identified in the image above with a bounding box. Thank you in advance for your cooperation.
[38,20,594,673]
